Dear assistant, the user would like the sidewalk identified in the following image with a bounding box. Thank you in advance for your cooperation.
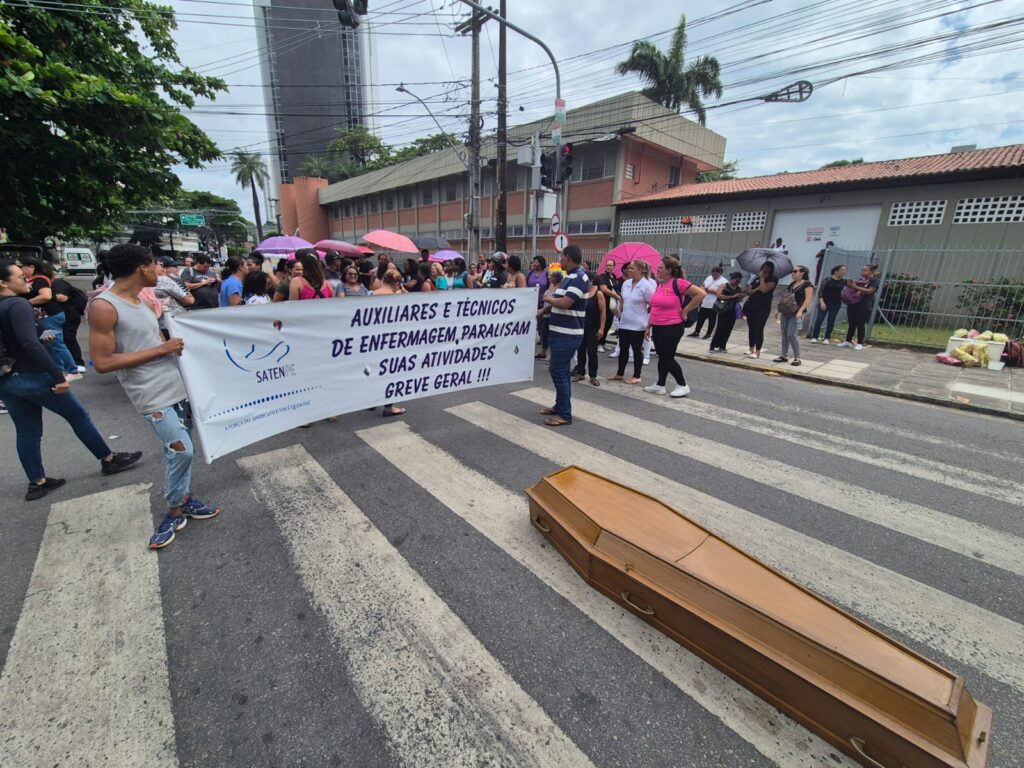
[667,317,1024,420]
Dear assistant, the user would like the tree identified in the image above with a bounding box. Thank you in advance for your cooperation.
[231,152,270,242]
[820,158,864,169]
[391,133,462,164]
[327,125,392,169]
[169,190,249,226]
[615,14,723,125]
[297,154,335,179]
[0,0,225,242]
[697,159,739,183]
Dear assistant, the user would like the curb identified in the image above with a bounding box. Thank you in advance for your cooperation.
[675,349,1024,422]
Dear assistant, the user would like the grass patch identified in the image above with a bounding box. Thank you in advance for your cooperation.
[831,323,955,350]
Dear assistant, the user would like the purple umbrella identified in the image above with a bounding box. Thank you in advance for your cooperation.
[428,249,462,263]
[257,235,314,254]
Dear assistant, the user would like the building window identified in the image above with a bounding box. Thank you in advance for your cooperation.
[952,195,1024,224]
[401,188,415,209]
[509,224,524,236]
[505,166,521,192]
[367,196,379,214]
[594,219,611,234]
[887,200,946,226]
[482,173,494,196]
[420,184,434,206]
[731,210,767,232]
[342,202,352,217]
[442,178,460,202]
[383,192,396,212]
[620,214,726,235]
[354,198,365,216]
[625,163,635,180]
[667,166,681,188]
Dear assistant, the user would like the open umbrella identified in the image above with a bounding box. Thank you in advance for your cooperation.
[356,245,375,256]
[314,239,364,258]
[428,249,462,263]
[257,235,313,254]
[604,242,662,277]
[413,234,451,251]
[362,229,419,254]
[736,248,793,279]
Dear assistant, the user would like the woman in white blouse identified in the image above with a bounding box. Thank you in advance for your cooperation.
[607,259,656,384]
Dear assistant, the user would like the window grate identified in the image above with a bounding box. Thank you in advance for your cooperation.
[887,200,946,226]
[953,195,1024,224]
[731,210,768,232]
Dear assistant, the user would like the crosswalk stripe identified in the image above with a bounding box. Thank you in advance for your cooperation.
[512,387,1024,576]
[356,421,858,768]
[0,484,178,767]
[598,379,1024,508]
[237,445,595,768]
[446,401,1024,694]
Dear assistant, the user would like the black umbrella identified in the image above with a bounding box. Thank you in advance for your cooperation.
[736,248,793,279]
[412,235,451,251]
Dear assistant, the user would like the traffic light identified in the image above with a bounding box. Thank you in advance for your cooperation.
[333,0,358,28]
[557,143,574,184]
[539,152,555,189]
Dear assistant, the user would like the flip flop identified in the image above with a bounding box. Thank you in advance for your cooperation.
[382,408,406,418]
[544,416,572,427]
[589,378,600,386]
[606,374,624,381]
[540,407,558,415]
[571,374,585,382]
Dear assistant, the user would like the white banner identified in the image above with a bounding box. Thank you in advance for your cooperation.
[168,289,537,462]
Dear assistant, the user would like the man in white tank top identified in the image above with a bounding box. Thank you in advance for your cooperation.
[89,244,222,550]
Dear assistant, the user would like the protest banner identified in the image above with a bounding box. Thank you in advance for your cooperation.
[168,289,536,462]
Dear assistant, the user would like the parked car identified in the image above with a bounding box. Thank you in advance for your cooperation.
[61,246,97,275]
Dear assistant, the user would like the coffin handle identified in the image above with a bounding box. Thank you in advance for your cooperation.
[850,737,904,768]
[621,591,655,616]
[531,516,551,534]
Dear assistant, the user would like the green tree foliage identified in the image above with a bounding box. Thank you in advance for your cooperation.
[230,151,269,242]
[615,14,723,125]
[0,0,225,241]
[697,159,739,183]
[321,129,461,178]
[327,125,392,169]
[820,158,864,169]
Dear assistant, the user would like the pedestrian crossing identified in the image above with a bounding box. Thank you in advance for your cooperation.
[1,381,1022,767]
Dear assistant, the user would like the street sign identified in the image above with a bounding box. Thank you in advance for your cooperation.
[551,98,566,145]
[553,233,569,252]
[179,213,206,227]
[550,213,561,235]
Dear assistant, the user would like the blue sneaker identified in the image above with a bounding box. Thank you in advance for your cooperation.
[149,514,187,550]
[182,496,221,520]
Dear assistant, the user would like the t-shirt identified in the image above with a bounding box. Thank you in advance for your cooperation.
[790,279,811,309]
[219,275,243,307]
[820,277,845,303]
[618,278,655,331]
[856,277,880,307]
[482,268,507,289]
[549,267,589,336]
[701,275,728,308]
[649,278,692,326]
[744,276,776,313]
[155,275,189,319]
[27,275,61,317]
[597,272,623,296]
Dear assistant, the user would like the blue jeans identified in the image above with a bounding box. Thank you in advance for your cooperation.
[38,312,79,373]
[0,371,111,482]
[812,299,841,340]
[142,402,194,509]
[548,332,582,422]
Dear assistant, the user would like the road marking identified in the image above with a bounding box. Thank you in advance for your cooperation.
[238,445,594,768]
[0,484,178,768]
[447,402,1024,694]
[593,379,1024,508]
[357,421,857,768]
[512,387,1024,575]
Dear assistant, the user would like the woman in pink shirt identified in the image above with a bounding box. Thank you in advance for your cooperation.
[644,256,705,397]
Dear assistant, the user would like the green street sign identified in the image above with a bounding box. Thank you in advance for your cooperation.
[179,213,206,227]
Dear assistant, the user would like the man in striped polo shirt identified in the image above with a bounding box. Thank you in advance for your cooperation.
[541,245,589,427]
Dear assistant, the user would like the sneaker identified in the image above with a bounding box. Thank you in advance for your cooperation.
[25,477,66,501]
[643,384,667,395]
[822,339,830,345]
[836,341,852,349]
[810,338,819,344]
[64,372,83,382]
[854,344,864,351]
[598,344,607,352]
[642,357,650,365]
[608,348,619,357]
[76,365,87,373]
[670,385,691,398]
[149,514,187,550]
[101,450,143,475]
[182,496,221,520]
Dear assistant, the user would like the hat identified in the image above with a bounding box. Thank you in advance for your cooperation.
[490,251,507,264]
[158,256,183,267]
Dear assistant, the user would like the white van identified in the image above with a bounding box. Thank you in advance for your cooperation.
[62,246,96,275]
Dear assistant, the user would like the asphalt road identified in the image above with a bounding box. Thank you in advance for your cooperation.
[1,325,1022,767]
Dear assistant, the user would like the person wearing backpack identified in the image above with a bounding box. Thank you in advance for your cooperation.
[51,274,89,372]
[643,256,706,397]
[20,257,81,378]
[0,260,142,501]
[773,265,814,366]
[837,264,879,351]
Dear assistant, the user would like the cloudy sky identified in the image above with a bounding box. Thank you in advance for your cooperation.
[168,0,1024,222]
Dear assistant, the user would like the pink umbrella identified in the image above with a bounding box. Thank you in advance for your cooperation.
[257,235,313,254]
[362,229,419,254]
[604,242,662,277]
[428,249,462,263]
[356,245,375,255]
[314,239,364,258]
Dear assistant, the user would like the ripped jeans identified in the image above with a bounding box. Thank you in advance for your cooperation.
[143,401,194,509]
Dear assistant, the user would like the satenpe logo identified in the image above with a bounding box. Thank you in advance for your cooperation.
[223,340,291,373]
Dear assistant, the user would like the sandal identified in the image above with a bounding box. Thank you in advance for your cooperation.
[541,407,558,415]
[773,356,788,363]
[534,353,547,360]
[382,407,406,418]
[571,374,585,383]
[589,378,600,387]
[625,377,643,385]
[544,416,572,427]
[606,374,624,381]
[791,359,802,366]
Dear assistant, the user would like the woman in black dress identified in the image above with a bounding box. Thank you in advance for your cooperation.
[743,262,777,359]
[709,271,744,352]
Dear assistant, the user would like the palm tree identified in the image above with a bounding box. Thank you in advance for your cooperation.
[297,154,333,179]
[230,151,270,242]
[615,14,723,125]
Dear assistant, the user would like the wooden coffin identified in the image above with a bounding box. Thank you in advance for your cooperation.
[526,466,992,768]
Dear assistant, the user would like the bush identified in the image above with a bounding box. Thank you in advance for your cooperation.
[956,277,1024,334]
[879,271,938,324]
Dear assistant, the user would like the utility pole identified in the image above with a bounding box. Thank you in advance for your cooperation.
[457,11,484,263]
[495,0,507,254]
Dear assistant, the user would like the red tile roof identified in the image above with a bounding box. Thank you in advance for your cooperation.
[616,144,1024,207]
